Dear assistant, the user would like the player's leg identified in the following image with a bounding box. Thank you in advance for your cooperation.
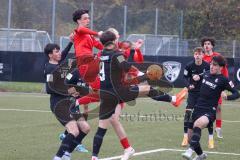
[91,91,118,160]
[110,104,135,160]
[207,122,214,149]
[215,104,223,138]
[182,108,192,147]
[53,120,79,160]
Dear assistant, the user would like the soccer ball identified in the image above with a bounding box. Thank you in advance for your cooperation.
[146,64,163,80]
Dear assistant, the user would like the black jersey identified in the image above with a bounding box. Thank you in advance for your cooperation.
[99,49,131,90]
[183,61,210,92]
[196,71,239,110]
[44,42,73,95]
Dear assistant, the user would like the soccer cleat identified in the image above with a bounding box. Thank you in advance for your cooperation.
[52,156,62,160]
[181,136,189,147]
[182,148,193,160]
[59,133,66,141]
[121,147,135,160]
[75,144,89,153]
[172,87,188,107]
[208,139,214,149]
[215,128,223,139]
[192,153,207,160]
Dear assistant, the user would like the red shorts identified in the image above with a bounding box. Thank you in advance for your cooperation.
[77,55,100,83]
[77,93,99,105]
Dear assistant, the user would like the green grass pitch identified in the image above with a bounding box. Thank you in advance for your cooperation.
[0,92,239,160]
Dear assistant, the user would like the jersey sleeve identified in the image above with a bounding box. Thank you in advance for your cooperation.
[183,63,191,87]
[76,27,98,35]
[60,42,73,63]
[115,54,132,72]
[224,78,240,100]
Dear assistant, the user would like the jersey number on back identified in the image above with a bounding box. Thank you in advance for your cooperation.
[99,62,105,81]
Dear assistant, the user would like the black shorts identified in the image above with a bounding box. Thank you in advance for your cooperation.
[52,97,85,126]
[186,92,199,109]
[188,107,216,129]
[99,86,139,120]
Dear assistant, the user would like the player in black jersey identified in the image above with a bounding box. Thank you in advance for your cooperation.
[182,55,239,160]
[91,30,172,160]
[181,47,210,147]
[44,36,90,160]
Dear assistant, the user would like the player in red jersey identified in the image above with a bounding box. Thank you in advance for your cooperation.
[201,37,228,148]
[72,9,103,84]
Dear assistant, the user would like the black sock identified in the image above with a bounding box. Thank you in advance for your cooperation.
[151,94,172,102]
[184,109,192,134]
[69,131,87,152]
[190,127,203,155]
[56,133,75,157]
[64,130,68,135]
[148,87,164,97]
[92,127,107,157]
[208,123,213,135]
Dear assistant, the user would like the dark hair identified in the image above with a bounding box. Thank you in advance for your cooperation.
[212,55,226,67]
[120,41,132,49]
[100,31,116,45]
[201,37,215,47]
[193,47,203,53]
[72,9,89,23]
[44,43,60,58]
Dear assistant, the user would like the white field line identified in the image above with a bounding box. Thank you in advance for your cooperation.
[1,108,240,123]
[99,148,240,160]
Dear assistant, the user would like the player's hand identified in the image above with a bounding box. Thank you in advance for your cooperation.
[69,32,75,42]
[98,31,103,37]
[221,91,227,100]
[189,84,195,90]
[193,74,200,81]
[68,87,80,97]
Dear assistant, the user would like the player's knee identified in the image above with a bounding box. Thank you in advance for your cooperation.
[66,121,79,136]
[184,109,192,122]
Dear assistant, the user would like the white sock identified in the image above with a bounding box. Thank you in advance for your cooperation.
[92,156,98,160]
[209,134,214,140]
[171,96,176,103]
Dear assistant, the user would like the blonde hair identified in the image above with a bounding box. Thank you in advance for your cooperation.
[107,28,119,38]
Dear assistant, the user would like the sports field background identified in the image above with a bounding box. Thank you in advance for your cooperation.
[0,91,240,160]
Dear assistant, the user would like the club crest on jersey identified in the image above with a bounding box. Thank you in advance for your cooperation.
[163,61,181,82]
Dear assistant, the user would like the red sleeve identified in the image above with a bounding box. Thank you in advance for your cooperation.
[92,38,104,50]
[134,49,144,63]
[222,65,229,78]
[76,27,98,35]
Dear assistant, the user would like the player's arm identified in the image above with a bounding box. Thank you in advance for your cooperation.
[60,42,73,62]
[115,54,133,72]
[222,79,240,100]
[76,26,99,36]
[92,37,104,50]
[183,64,191,88]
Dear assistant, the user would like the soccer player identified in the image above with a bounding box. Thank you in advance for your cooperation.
[72,9,103,83]
[181,47,210,147]
[182,55,239,160]
[201,37,228,139]
[43,39,90,160]
[91,30,175,160]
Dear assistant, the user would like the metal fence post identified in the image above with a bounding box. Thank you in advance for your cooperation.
[90,1,94,30]
[7,0,12,51]
[233,40,236,58]
[51,0,56,42]
[155,8,158,35]
[123,5,127,39]
[179,10,183,40]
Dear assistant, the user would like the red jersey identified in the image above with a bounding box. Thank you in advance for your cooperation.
[203,52,229,77]
[73,27,103,58]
